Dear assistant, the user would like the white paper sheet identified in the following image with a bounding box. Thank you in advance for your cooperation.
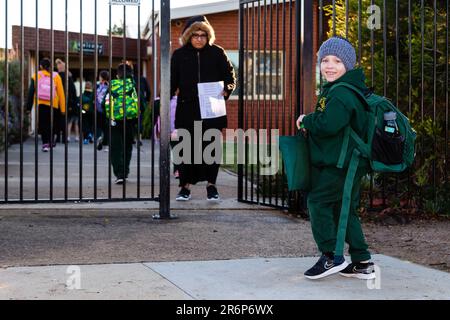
[197,81,227,119]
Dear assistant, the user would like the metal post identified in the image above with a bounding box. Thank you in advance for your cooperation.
[237,1,244,202]
[302,0,313,114]
[4,0,9,202]
[156,0,174,219]
[151,0,156,199]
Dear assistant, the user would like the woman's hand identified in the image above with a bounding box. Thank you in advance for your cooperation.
[296,114,306,129]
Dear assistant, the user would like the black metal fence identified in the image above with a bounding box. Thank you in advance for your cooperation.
[0,0,159,204]
[238,0,449,215]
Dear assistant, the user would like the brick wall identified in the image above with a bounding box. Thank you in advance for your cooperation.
[12,26,147,59]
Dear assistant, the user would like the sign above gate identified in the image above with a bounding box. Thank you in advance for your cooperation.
[110,0,141,6]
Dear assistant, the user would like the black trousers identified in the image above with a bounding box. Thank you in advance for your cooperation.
[175,127,221,187]
[38,105,55,145]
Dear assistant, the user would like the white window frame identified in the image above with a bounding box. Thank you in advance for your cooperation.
[227,50,284,101]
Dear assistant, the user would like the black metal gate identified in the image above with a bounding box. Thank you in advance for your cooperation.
[238,0,449,214]
[1,0,160,204]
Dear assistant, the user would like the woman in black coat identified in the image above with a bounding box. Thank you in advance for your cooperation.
[171,15,236,201]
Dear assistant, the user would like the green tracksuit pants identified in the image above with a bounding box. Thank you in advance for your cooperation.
[111,120,134,179]
[307,166,371,262]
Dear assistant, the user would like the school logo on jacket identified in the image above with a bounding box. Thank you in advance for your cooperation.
[317,97,327,112]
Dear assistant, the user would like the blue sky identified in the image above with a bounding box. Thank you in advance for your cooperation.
[0,0,226,48]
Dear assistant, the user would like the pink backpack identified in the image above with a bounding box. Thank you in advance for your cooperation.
[37,71,57,101]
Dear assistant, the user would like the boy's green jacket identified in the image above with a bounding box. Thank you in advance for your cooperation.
[302,68,370,169]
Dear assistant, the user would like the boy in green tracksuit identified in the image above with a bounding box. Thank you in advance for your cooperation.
[297,36,376,280]
[104,63,139,184]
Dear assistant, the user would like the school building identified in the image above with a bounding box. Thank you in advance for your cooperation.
[144,0,323,131]
[11,26,149,92]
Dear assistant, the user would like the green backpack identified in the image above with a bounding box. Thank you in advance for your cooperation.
[104,78,139,120]
[329,83,417,264]
[333,82,416,174]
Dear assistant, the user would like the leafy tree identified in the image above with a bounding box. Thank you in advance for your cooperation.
[0,59,29,150]
[108,22,125,36]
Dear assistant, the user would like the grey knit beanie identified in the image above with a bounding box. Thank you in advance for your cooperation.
[318,36,356,71]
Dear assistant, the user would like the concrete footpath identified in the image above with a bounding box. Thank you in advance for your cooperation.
[1,255,450,300]
[1,140,450,300]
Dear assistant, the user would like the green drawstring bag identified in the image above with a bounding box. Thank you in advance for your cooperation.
[279,132,311,191]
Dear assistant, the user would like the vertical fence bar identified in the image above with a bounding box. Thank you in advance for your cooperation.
[256,2,260,204]
[50,0,54,201]
[396,0,399,107]
[94,0,98,200]
[34,0,39,201]
[137,4,141,199]
[432,0,437,195]
[295,0,301,123]
[345,0,348,38]
[421,0,424,123]
[358,0,362,65]
[151,0,156,199]
[158,0,171,219]
[264,0,272,204]
[408,0,413,204]
[281,0,286,207]
[369,0,374,209]
[262,0,267,205]
[382,0,387,206]
[238,1,245,202]
[108,3,112,199]
[4,0,9,202]
[245,2,250,202]
[79,0,83,201]
[446,0,449,184]
[20,0,24,201]
[288,1,293,136]
[275,0,280,206]
[64,0,69,200]
[319,0,323,89]
[250,1,255,202]
[122,6,126,199]
[394,0,399,196]
[370,0,374,87]
[332,0,336,36]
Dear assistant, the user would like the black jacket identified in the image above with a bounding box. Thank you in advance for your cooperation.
[58,71,78,116]
[170,43,236,130]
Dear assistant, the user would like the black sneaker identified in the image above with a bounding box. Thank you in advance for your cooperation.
[115,177,124,185]
[339,262,376,280]
[97,136,103,151]
[304,254,348,280]
[206,185,220,201]
[176,187,191,201]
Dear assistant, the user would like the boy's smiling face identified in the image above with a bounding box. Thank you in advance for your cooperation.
[320,55,346,82]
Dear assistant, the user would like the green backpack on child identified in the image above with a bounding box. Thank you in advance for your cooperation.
[330,83,417,263]
[104,78,139,120]
[332,83,416,174]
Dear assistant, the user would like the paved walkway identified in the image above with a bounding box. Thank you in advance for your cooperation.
[1,139,449,300]
[1,255,449,300]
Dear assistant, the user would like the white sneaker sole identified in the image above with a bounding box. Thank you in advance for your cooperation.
[176,196,191,201]
[207,197,220,201]
[304,261,349,280]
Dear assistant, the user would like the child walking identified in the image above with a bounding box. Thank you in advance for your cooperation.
[296,36,376,280]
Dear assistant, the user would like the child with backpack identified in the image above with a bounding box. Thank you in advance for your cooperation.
[26,58,66,152]
[296,37,376,280]
[297,37,416,281]
[104,63,139,184]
